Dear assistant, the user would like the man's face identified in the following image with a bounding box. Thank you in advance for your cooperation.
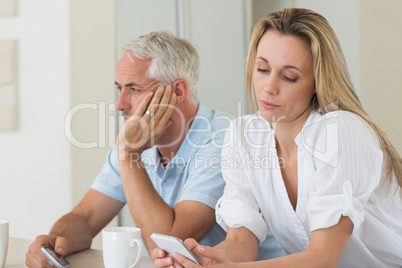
[115,54,154,123]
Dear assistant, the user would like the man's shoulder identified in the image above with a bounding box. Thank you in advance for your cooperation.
[191,105,233,136]
[209,109,234,130]
[184,106,233,150]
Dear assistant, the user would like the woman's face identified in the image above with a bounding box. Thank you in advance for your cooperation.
[253,30,315,125]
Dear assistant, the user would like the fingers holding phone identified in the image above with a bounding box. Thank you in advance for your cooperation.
[41,245,70,268]
[150,233,200,265]
[26,235,67,268]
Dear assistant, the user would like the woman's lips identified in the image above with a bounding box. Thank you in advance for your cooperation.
[260,100,280,110]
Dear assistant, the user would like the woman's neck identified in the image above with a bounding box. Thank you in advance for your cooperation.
[272,107,312,157]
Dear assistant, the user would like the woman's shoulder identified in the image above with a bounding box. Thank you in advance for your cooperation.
[309,110,376,136]
[300,110,380,155]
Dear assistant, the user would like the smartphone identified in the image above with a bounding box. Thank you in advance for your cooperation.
[150,233,200,264]
[41,245,70,268]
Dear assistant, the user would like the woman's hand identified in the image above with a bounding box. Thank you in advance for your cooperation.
[174,240,234,268]
[153,247,184,268]
[153,238,235,268]
[152,238,212,268]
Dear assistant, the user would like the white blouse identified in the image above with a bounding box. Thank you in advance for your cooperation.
[216,110,402,267]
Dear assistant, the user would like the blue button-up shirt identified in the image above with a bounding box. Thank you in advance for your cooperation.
[91,104,232,246]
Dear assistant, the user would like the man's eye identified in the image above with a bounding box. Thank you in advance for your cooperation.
[131,88,140,92]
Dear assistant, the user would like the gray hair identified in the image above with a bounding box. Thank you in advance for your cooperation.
[121,31,199,104]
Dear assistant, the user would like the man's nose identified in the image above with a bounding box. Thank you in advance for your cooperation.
[115,90,131,111]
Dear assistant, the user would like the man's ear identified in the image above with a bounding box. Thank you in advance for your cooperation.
[172,79,188,103]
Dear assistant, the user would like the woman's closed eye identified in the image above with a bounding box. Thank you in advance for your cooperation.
[257,67,269,74]
[257,68,298,83]
[282,75,298,83]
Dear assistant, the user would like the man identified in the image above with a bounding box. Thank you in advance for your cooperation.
[25,31,231,267]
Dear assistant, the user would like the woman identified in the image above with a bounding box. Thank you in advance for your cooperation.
[154,8,402,267]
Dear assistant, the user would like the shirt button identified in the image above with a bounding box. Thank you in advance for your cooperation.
[162,181,168,187]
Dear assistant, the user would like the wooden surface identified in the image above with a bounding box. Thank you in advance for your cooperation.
[5,237,154,267]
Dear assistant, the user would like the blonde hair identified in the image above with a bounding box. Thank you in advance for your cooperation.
[246,8,402,189]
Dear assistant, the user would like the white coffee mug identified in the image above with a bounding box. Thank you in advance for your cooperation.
[0,220,9,268]
[102,227,143,268]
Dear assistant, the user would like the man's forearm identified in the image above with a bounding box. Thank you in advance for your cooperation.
[49,212,96,255]
[119,157,177,254]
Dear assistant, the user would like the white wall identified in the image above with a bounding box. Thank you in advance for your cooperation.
[359,0,402,154]
[69,0,116,209]
[116,0,177,49]
[69,0,117,249]
[187,0,250,116]
[0,0,72,239]
[294,0,360,92]
[251,0,293,27]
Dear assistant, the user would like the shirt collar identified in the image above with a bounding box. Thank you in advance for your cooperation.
[295,109,320,146]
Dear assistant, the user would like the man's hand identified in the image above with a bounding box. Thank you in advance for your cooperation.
[116,85,177,160]
[25,235,69,268]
